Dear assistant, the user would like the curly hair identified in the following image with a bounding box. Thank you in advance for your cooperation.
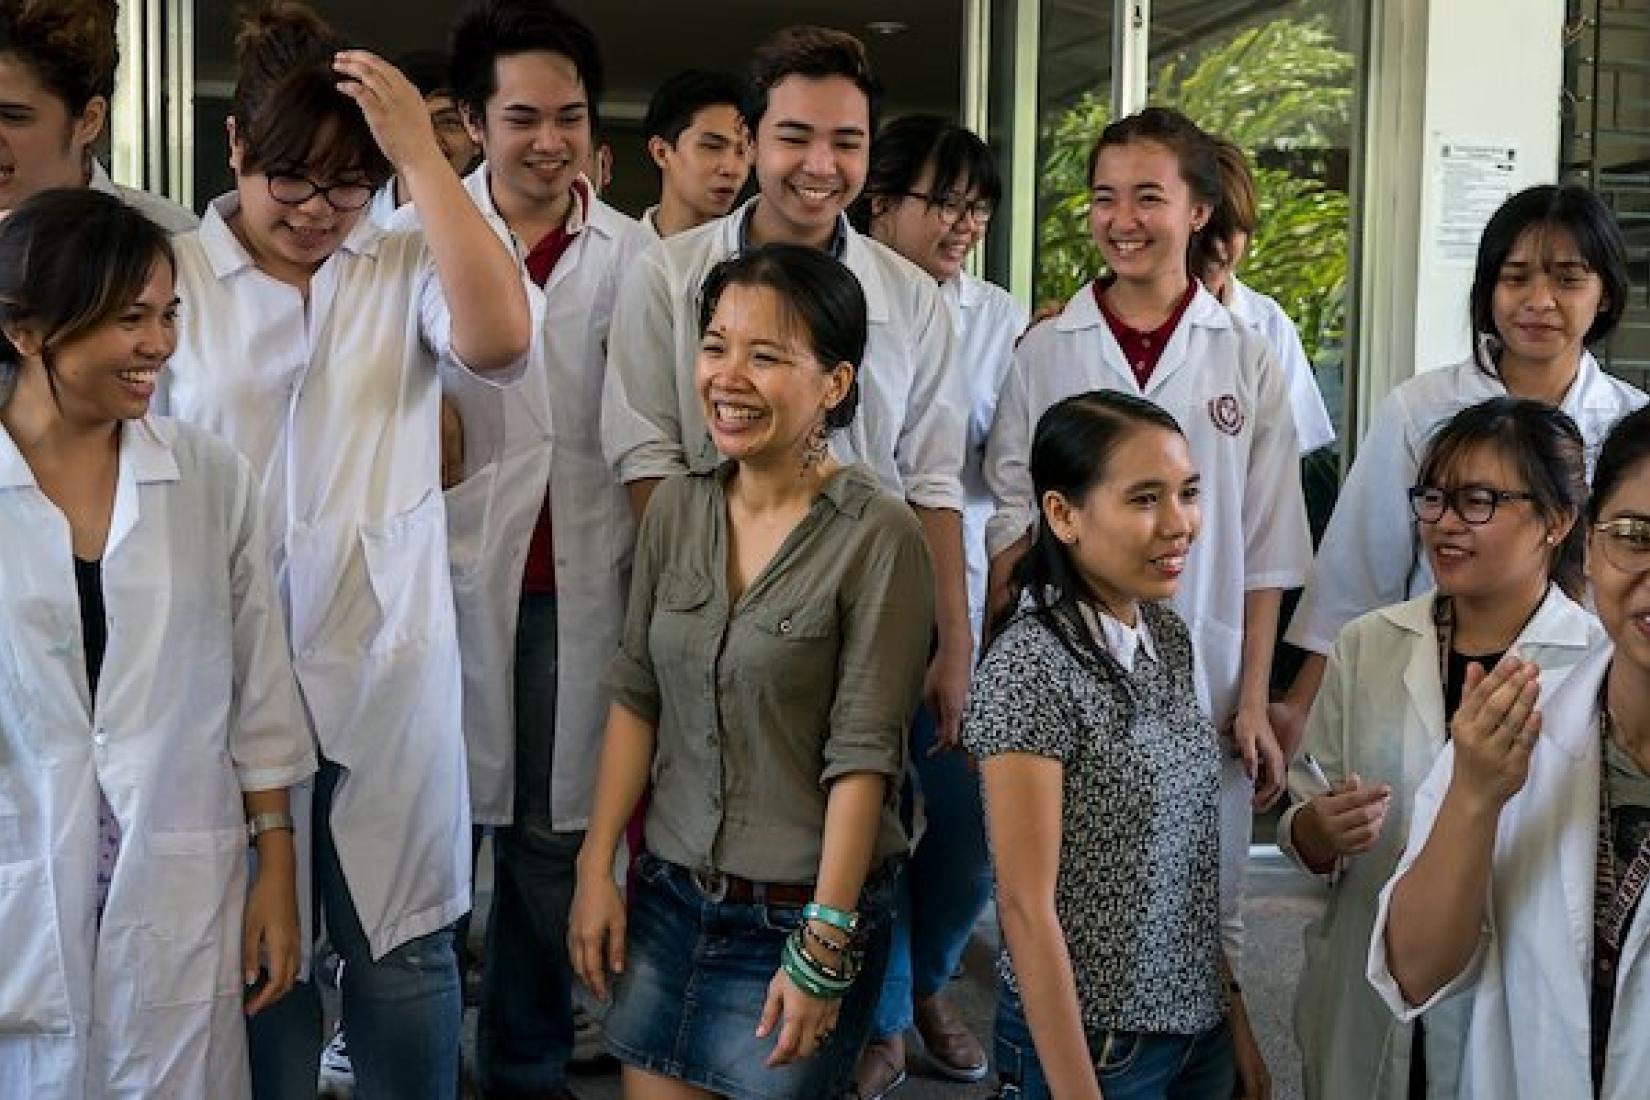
[0,0,119,114]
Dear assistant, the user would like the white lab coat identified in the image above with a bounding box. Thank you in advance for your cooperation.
[1287,352,1644,655]
[1280,585,1600,1100]
[1369,640,1650,1100]
[88,161,198,235]
[397,167,645,827]
[161,194,523,959]
[0,416,314,1100]
[1225,275,1335,453]
[983,280,1311,728]
[601,196,968,511]
[944,271,1028,643]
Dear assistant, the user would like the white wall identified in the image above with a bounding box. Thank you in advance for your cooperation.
[1355,0,1564,441]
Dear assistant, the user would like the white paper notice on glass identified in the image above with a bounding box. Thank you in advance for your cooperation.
[1433,137,1521,266]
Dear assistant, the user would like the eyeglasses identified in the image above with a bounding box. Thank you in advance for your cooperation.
[266,173,375,212]
[901,191,994,226]
[1593,517,1650,575]
[1408,485,1536,525]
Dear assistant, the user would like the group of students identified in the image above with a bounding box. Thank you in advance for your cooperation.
[2,2,1649,1100]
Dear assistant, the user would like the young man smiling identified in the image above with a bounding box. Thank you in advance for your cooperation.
[602,27,973,791]
[414,2,647,1097]
[639,68,750,240]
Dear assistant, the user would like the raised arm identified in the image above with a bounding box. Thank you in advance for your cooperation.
[335,51,529,373]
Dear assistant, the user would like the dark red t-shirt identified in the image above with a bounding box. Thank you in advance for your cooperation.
[519,183,588,595]
[1094,278,1199,388]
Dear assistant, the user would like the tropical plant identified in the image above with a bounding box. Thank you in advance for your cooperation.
[1036,14,1355,363]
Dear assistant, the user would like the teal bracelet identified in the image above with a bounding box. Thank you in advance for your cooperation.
[802,901,860,935]
[782,934,851,999]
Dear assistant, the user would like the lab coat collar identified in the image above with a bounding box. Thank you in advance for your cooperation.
[718,198,888,322]
[945,271,987,312]
[465,165,606,240]
[198,192,385,281]
[1381,585,1598,748]
[1054,278,1233,334]
[0,414,177,489]
[1224,275,1260,327]
[87,159,120,198]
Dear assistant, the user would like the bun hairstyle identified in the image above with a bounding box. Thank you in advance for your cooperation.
[230,1,391,186]
[0,0,120,114]
[696,243,866,432]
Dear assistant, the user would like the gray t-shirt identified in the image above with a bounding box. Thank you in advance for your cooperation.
[965,597,1226,1036]
[606,462,934,883]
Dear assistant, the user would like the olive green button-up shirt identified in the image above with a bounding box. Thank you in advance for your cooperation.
[606,463,934,883]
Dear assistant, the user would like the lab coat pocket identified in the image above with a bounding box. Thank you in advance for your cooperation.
[444,462,499,582]
[139,827,247,1008]
[359,490,455,654]
[0,857,74,1034]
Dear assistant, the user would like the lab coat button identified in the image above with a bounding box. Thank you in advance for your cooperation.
[779,618,792,634]
[93,731,108,747]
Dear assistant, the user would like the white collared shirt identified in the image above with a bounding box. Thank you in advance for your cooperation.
[1225,275,1335,453]
[601,196,968,511]
[1078,601,1160,673]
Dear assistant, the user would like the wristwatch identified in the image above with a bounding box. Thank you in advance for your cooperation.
[246,811,295,844]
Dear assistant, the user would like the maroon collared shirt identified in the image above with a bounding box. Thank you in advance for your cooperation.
[1094,278,1199,388]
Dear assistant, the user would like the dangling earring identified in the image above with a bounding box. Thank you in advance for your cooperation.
[801,416,828,475]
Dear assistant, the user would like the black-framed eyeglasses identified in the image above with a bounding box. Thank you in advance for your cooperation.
[1593,517,1650,575]
[266,173,375,212]
[1408,485,1537,525]
[901,190,994,226]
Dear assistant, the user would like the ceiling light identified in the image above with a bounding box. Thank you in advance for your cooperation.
[866,20,907,36]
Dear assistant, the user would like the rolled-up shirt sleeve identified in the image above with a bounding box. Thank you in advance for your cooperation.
[821,504,935,784]
[602,245,690,484]
[895,280,967,512]
[1367,743,1492,1019]
[416,234,533,388]
[1288,387,1424,654]
[1241,337,1311,591]
[603,474,672,722]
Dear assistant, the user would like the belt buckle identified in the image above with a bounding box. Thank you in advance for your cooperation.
[691,868,728,902]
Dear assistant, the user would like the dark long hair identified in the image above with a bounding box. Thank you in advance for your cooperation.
[1588,405,1650,525]
[0,188,173,407]
[1415,396,1588,599]
[697,244,866,432]
[989,390,1187,663]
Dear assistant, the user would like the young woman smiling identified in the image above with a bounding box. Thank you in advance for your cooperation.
[970,390,1268,1100]
[1281,397,1600,1100]
[571,244,932,1100]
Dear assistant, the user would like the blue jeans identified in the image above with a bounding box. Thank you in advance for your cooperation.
[993,985,1234,1100]
[248,761,463,1100]
[605,853,898,1100]
[478,592,581,1092]
[872,705,994,1036]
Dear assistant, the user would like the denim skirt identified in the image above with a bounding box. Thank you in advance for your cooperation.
[605,851,897,1100]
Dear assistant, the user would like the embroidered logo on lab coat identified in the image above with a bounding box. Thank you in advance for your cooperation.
[1208,394,1245,436]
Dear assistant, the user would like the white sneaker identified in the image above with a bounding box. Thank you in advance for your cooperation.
[318,1024,355,1094]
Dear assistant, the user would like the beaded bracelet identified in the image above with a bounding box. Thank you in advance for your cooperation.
[792,928,858,983]
[801,919,850,956]
[802,901,860,935]
[782,933,852,999]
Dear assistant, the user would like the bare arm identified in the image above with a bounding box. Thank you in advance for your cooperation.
[985,532,1031,642]
[982,753,1102,1100]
